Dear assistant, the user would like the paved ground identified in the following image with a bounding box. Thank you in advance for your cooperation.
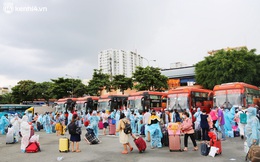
[0,128,247,162]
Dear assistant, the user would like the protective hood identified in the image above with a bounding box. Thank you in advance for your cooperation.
[22,115,28,122]
[247,107,257,117]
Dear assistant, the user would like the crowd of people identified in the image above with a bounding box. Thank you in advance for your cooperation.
[0,104,259,155]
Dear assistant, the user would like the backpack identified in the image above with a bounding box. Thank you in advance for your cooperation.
[240,111,247,124]
[123,121,132,134]
[246,145,260,162]
[200,143,210,156]
[68,122,77,135]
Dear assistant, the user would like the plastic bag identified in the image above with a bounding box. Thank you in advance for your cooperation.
[29,134,39,143]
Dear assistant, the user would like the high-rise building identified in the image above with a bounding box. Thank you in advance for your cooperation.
[98,49,143,77]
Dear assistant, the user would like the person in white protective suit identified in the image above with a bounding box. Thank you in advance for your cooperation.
[20,115,31,153]
[10,113,22,143]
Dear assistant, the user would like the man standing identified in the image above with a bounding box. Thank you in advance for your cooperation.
[237,106,247,139]
[143,109,151,141]
[161,109,170,127]
[217,107,226,141]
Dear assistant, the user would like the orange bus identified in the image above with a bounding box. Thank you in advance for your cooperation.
[127,91,167,112]
[213,82,260,109]
[98,95,128,112]
[167,87,213,113]
[54,98,77,113]
[76,96,99,114]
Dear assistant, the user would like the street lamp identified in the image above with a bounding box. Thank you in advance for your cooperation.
[142,57,156,67]
[65,74,79,98]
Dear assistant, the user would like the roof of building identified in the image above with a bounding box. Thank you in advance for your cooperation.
[160,66,195,78]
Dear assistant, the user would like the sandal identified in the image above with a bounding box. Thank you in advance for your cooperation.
[121,151,128,154]
[71,150,76,152]
[76,150,81,153]
[130,147,133,152]
[193,147,198,151]
[183,147,188,151]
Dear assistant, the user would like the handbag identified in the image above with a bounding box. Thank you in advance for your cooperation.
[246,144,260,162]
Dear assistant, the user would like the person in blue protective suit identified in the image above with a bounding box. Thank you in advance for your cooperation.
[245,107,260,147]
[134,109,142,134]
[44,112,52,133]
[147,110,163,149]
[87,110,100,138]
[110,109,116,119]
[67,111,73,126]
[194,108,202,130]
[223,106,236,136]
[129,111,137,134]
[0,114,10,135]
[115,109,121,136]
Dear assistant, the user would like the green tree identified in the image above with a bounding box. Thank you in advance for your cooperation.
[86,69,111,96]
[132,66,168,91]
[111,75,133,94]
[11,80,36,103]
[0,93,14,104]
[195,48,260,89]
[51,77,85,99]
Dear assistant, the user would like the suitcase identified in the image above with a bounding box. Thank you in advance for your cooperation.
[195,129,202,141]
[161,129,169,146]
[109,124,116,135]
[85,128,99,144]
[26,142,41,153]
[169,135,182,152]
[61,126,66,135]
[133,136,146,153]
[59,137,69,152]
[6,128,15,144]
[98,121,104,130]
[200,143,210,156]
[210,139,222,155]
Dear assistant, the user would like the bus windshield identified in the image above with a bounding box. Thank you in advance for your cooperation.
[98,101,110,111]
[215,90,242,108]
[128,99,142,110]
[168,93,188,110]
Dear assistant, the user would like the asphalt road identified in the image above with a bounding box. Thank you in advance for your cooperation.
[0,128,247,162]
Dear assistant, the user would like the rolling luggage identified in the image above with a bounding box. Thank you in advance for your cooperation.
[6,128,15,144]
[210,140,222,155]
[85,128,99,144]
[59,137,69,152]
[161,128,169,146]
[26,142,40,153]
[61,126,66,135]
[98,121,104,130]
[208,130,222,155]
[169,135,182,152]
[109,124,116,135]
[200,143,210,156]
[132,135,146,153]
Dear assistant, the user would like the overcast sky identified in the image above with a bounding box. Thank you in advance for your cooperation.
[0,0,259,87]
